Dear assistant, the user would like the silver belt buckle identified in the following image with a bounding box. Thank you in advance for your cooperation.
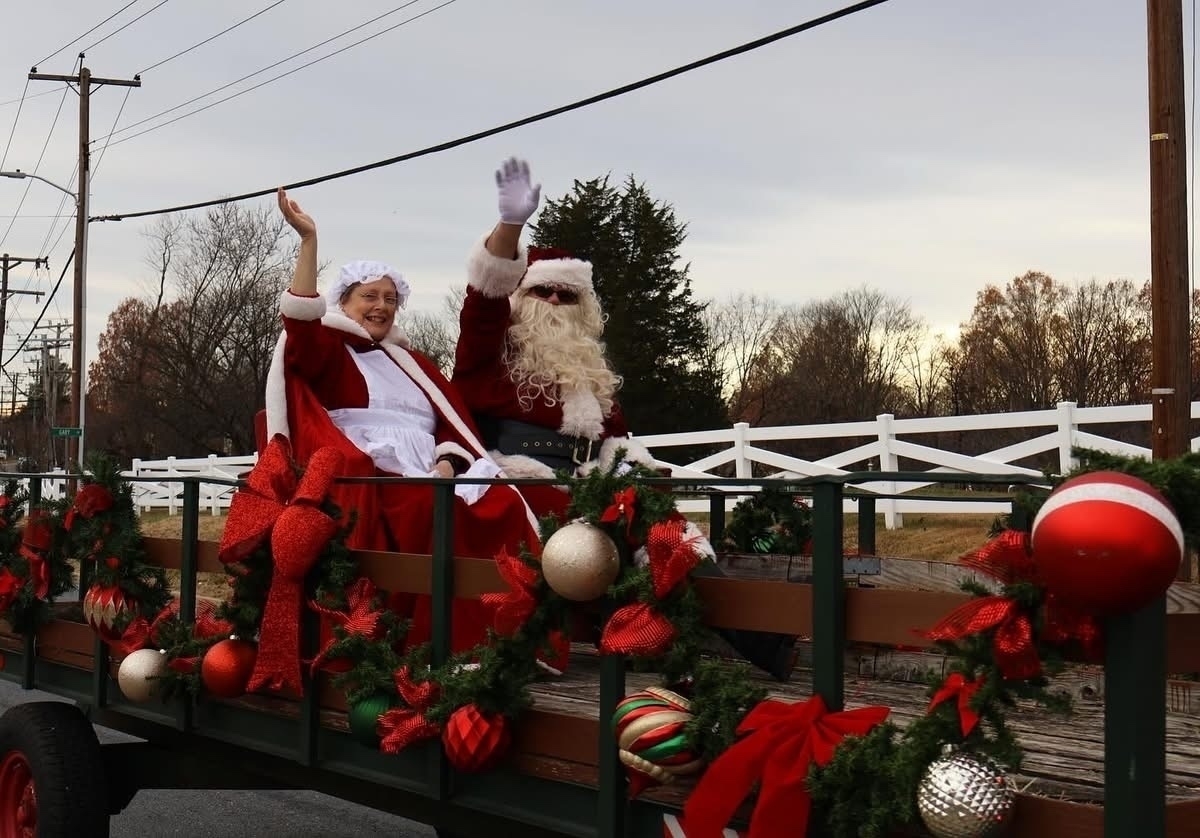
[571,438,594,466]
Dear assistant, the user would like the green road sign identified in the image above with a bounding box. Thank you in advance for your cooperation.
[50,427,82,438]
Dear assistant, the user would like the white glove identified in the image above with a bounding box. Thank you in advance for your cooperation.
[495,157,541,225]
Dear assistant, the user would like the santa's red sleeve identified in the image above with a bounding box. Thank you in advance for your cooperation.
[455,233,527,376]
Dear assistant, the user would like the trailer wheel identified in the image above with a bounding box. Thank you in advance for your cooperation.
[0,702,109,838]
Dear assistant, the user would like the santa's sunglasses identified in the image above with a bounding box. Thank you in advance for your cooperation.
[528,285,580,304]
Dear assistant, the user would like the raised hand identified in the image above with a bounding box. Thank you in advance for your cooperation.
[495,157,541,226]
[277,186,316,239]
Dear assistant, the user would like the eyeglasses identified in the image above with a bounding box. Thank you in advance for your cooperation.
[528,285,579,304]
[355,291,401,307]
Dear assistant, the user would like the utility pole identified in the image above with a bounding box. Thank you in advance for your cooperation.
[29,60,140,472]
[0,254,46,368]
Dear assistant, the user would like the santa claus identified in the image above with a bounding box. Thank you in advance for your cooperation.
[453,158,655,520]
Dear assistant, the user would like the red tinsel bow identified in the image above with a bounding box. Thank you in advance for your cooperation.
[248,445,344,695]
[600,487,638,537]
[308,577,387,674]
[927,673,982,736]
[683,696,890,838]
[165,601,235,674]
[217,435,300,565]
[64,483,114,531]
[599,520,699,656]
[19,511,52,599]
[378,666,441,754]
[920,529,1041,680]
[480,548,540,636]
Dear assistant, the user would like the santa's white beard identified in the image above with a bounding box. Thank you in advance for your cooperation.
[506,298,619,409]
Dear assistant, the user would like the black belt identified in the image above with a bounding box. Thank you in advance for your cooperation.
[492,419,595,468]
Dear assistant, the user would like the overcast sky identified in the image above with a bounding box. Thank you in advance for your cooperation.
[0,1,1180,392]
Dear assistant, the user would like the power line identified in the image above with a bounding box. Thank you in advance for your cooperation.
[93,0,431,147]
[104,0,456,150]
[34,0,141,67]
[92,88,133,181]
[0,81,72,250]
[80,0,173,55]
[138,0,291,75]
[0,79,30,173]
[0,87,67,109]
[95,0,892,222]
[5,251,73,368]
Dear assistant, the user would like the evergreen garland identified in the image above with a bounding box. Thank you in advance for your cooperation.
[721,485,813,555]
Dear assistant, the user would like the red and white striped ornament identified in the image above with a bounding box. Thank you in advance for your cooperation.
[662,813,744,838]
[1031,470,1183,616]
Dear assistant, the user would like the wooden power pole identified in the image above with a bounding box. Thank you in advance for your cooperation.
[0,255,46,365]
[28,61,140,471]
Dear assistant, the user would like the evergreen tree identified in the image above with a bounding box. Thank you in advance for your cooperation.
[531,175,727,434]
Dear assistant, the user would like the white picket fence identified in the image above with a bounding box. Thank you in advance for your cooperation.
[114,400,1196,528]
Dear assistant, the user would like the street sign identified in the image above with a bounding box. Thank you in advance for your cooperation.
[50,427,81,438]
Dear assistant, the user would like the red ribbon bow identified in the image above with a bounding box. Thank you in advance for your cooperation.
[19,510,52,600]
[309,577,387,674]
[927,672,982,736]
[218,435,301,565]
[165,602,235,674]
[480,548,540,636]
[921,529,1042,680]
[247,445,344,695]
[600,520,698,656]
[683,695,889,838]
[378,666,441,754]
[64,483,114,531]
[600,487,638,537]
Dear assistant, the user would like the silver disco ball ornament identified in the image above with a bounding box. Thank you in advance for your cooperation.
[916,749,1015,838]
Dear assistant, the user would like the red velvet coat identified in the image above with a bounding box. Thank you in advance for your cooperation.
[268,292,542,656]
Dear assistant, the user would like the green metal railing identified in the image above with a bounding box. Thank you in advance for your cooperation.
[0,469,1172,838]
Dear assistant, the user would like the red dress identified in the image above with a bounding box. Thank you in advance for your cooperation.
[268,292,541,655]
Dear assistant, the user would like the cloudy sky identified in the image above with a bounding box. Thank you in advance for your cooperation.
[0,0,1178,394]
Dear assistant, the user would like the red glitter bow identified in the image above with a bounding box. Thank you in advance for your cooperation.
[600,520,700,656]
[378,665,441,754]
[309,577,387,674]
[927,672,983,736]
[217,435,300,565]
[480,548,540,637]
[683,695,889,838]
[247,445,344,695]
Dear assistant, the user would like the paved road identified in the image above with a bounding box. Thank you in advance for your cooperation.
[0,680,435,838]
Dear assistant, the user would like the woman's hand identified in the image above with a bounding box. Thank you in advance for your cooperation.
[278,186,316,239]
[495,157,541,226]
[432,460,455,479]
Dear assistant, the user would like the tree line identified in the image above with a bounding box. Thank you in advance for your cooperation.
[8,176,1183,465]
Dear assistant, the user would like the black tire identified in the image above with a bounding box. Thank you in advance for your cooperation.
[0,701,109,837]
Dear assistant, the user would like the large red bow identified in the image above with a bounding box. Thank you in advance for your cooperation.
[64,483,114,531]
[378,666,441,754]
[309,577,387,674]
[248,445,344,695]
[480,548,540,636]
[922,529,1042,680]
[683,695,889,838]
[927,672,982,736]
[600,520,698,656]
[19,510,52,599]
[218,435,300,565]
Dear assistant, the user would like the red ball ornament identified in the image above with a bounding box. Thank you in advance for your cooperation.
[441,704,511,773]
[82,583,137,643]
[1031,471,1183,616]
[200,637,258,698]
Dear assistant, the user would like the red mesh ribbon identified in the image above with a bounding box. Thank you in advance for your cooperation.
[20,510,52,599]
[599,520,700,656]
[683,696,889,838]
[217,435,299,565]
[248,446,344,694]
[378,666,440,754]
[927,672,983,736]
[600,487,638,537]
[309,577,386,674]
[480,548,540,636]
[114,599,232,666]
[960,528,1038,585]
[63,483,114,531]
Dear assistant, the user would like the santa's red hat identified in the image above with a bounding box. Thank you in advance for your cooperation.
[519,246,593,294]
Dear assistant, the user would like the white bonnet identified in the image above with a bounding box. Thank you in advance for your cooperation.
[327,260,411,310]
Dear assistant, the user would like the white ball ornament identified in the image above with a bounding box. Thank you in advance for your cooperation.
[1031,470,1184,616]
[540,521,621,601]
[117,648,169,703]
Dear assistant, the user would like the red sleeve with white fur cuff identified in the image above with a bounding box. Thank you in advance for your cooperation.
[466,233,529,298]
[434,441,476,467]
[280,290,327,321]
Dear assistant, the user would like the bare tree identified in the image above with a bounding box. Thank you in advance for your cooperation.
[704,293,783,421]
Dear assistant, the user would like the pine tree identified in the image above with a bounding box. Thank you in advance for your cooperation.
[531,175,727,434]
